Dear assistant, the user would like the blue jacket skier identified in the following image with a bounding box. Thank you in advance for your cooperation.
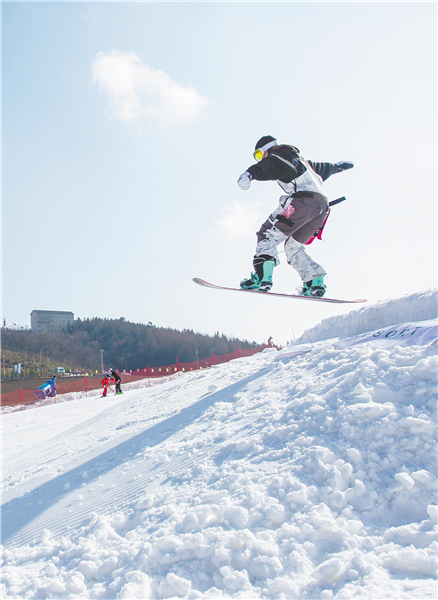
[34,376,57,400]
[237,136,354,296]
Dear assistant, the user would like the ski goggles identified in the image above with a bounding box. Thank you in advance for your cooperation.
[253,148,265,162]
[253,139,278,162]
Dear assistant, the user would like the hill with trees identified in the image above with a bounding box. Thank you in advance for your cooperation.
[1,318,259,377]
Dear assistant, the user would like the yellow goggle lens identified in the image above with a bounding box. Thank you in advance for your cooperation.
[253,149,264,162]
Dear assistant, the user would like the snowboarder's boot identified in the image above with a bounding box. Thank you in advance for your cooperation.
[240,256,275,292]
[301,275,327,297]
[240,272,260,290]
[258,259,275,292]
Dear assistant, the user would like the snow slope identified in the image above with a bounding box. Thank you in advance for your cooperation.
[1,291,437,599]
[293,289,438,345]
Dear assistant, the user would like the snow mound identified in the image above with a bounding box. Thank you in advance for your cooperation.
[294,289,437,345]
[1,291,437,599]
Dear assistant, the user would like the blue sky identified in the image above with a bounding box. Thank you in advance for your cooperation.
[2,2,437,346]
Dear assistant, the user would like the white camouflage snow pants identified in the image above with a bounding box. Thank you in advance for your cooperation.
[254,193,328,282]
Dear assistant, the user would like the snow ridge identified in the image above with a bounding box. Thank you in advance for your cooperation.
[294,289,438,345]
[1,291,437,599]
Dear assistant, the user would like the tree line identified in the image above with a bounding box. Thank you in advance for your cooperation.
[1,317,259,373]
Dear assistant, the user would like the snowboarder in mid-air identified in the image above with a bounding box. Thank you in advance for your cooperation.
[237,136,354,297]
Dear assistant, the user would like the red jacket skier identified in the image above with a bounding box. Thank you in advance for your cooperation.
[101,372,115,397]
[238,136,354,297]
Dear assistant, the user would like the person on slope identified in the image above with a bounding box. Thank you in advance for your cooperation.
[101,372,114,398]
[34,376,57,401]
[237,136,354,297]
[108,368,123,395]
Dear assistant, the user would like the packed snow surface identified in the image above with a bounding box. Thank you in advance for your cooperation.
[293,289,438,345]
[1,290,437,599]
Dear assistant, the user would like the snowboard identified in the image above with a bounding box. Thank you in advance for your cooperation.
[193,278,367,305]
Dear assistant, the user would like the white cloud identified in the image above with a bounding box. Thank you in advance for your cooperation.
[213,200,265,241]
[91,50,209,127]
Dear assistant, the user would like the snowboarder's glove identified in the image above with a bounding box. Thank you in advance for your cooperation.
[237,171,252,190]
[335,161,354,172]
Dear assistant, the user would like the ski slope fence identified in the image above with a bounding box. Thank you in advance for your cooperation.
[1,346,266,409]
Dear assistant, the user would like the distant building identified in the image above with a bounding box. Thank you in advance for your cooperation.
[31,310,74,333]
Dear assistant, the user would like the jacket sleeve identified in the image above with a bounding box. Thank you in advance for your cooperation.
[246,155,291,181]
[307,161,340,182]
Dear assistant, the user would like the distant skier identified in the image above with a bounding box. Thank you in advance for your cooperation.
[237,136,354,297]
[101,372,114,398]
[34,376,57,400]
[108,368,122,395]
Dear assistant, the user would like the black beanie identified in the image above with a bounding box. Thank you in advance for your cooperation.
[255,135,277,151]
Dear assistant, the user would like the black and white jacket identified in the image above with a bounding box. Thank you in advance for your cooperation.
[247,145,342,197]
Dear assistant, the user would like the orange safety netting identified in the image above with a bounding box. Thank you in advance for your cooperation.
[1,346,266,408]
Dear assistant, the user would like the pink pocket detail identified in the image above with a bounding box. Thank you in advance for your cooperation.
[281,205,296,219]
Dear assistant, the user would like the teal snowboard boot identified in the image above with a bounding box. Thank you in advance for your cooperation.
[301,275,327,297]
[240,257,275,292]
[240,271,261,290]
